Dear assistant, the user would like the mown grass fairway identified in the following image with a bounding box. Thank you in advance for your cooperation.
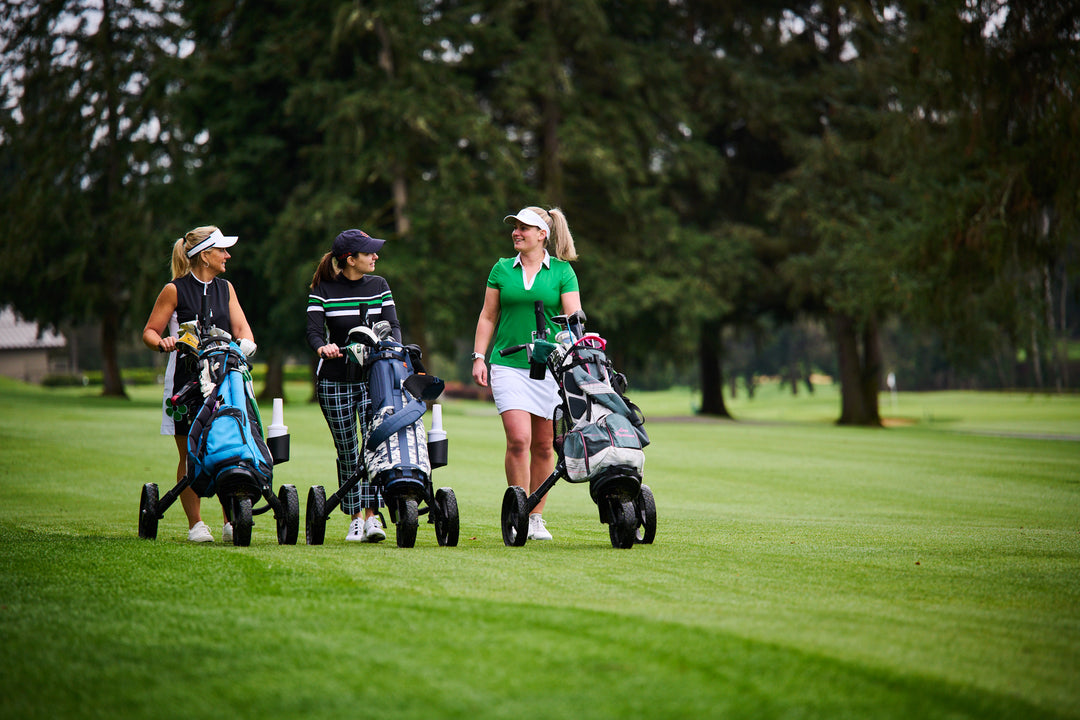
[1,378,1077,719]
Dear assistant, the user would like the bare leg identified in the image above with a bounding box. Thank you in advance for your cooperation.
[529,413,555,514]
[501,410,555,513]
[501,409,532,492]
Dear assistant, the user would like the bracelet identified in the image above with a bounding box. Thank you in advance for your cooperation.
[471,351,485,361]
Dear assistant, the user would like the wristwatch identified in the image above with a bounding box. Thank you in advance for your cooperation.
[471,351,485,361]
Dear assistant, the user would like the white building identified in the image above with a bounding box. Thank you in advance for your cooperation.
[0,307,67,383]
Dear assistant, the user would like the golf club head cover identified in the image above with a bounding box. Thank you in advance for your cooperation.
[347,325,380,347]
[371,320,392,339]
[344,342,367,366]
[199,361,214,399]
[532,339,558,365]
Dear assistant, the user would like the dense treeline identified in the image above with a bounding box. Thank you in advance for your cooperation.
[1,0,1077,423]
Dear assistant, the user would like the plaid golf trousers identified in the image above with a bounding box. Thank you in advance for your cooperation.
[316,378,383,514]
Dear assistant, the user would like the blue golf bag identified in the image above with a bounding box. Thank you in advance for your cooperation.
[138,319,298,547]
[186,341,274,499]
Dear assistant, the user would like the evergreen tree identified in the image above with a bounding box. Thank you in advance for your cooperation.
[0,0,187,396]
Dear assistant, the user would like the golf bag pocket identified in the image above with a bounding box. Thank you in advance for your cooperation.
[563,413,645,483]
[187,365,273,497]
[364,405,431,484]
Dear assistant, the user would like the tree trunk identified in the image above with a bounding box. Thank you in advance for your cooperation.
[698,321,730,417]
[259,353,285,403]
[99,310,127,398]
[743,370,756,399]
[1059,262,1069,389]
[834,313,881,426]
[374,16,427,354]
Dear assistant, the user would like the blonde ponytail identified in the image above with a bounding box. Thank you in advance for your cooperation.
[527,206,577,262]
[171,226,218,279]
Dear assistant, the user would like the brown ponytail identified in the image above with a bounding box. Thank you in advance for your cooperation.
[309,252,341,288]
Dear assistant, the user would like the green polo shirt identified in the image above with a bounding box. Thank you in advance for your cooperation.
[487,253,579,369]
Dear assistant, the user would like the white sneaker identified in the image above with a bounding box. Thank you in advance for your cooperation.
[362,515,386,543]
[188,521,213,543]
[345,517,365,541]
[528,513,552,541]
[222,523,233,544]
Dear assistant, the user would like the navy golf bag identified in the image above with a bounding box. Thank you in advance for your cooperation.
[362,339,436,496]
[304,323,458,548]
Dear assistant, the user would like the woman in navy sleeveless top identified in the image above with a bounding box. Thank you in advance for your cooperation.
[142,226,255,542]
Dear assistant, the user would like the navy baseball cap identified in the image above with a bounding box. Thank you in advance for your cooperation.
[332,229,385,256]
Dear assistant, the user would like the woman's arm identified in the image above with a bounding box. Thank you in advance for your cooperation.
[471,286,501,387]
[142,284,178,352]
[560,290,581,316]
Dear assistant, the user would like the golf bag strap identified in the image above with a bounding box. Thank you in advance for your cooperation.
[185,380,222,483]
[365,398,427,452]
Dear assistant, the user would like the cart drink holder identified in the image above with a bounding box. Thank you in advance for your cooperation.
[186,345,274,498]
[362,340,445,499]
[554,340,649,489]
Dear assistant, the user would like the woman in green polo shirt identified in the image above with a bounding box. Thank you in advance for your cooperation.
[471,206,581,541]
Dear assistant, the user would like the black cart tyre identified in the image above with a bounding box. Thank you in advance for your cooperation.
[233,496,254,546]
[306,485,327,545]
[501,486,529,547]
[396,498,419,548]
[277,484,300,545]
[434,487,459,547]
[138,483,159,540]
[608,498,636,549]
[634,484,656,544]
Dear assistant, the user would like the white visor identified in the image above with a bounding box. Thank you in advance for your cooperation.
[504,208,550,238]
[186,228,238,257]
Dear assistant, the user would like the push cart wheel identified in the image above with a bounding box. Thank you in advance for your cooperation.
[276,484,299,545]
[434,487,459,547]
[501,486,529,547]
[634,484,656,544]
[233,496,254,546]
[138,483,159,540]
[306,485,327,545]
[608,498,636,549]
[396,498,419,548]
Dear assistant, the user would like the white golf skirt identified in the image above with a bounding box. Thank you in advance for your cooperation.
[490,365,559,419]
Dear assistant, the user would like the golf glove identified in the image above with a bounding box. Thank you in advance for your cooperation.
[238,338,257,357]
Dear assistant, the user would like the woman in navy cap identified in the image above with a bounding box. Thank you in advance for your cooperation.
[471,206,581,541]
[306,229,401,542]
[142,226,257,543]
